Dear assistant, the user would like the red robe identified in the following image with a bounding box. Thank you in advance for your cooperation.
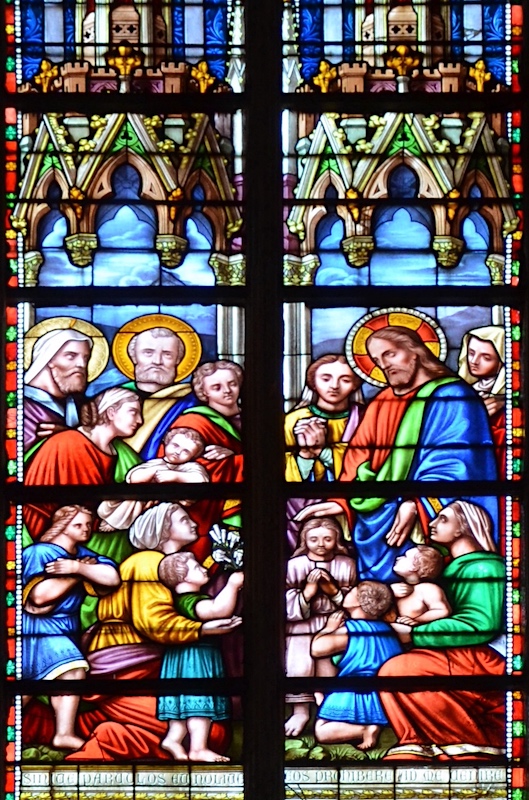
[164,409,243,562]
[339,386,419,481]
[167,410,243,483]
[22,659,230,761]
[334,387,420,529]
[379,647,505,759]
[24,430,116,538]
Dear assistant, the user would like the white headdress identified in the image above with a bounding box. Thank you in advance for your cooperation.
[94,387,138,416]
[455,500,497,553]
[458,326,505,396]
[25,329,93,385]
[129,502,181,551]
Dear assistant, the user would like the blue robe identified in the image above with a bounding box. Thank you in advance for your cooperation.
[318,619,403,725]
[348,381,499,581]
[22,543,116,680]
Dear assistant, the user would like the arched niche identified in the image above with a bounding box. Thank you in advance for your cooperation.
[175,169,229,252]
[171,183,216,286]
[454,169,503,253]
[300,172,353,255]
[92,163,161,286]
[360,154,447,235]
[83,151,171,234]
[26,168,77,248]
[372,164,435,237]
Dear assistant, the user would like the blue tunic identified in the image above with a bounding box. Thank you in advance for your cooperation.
[351,381,499,581]
[22,543,116,680]
[157,592,230,721]
[318,619,403,725]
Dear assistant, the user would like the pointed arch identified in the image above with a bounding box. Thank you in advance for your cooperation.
[82,152,171,234]
[454,169,503,252]
[298,170,353,255]
[26,169,77,248]
[175,168,228,252]
[361,154,447,234]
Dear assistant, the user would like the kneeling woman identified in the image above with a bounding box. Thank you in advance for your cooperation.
[22,505,120,750]
[380,500,505,760]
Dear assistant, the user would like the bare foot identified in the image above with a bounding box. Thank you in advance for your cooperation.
[189,748,230,762]
[52,734,86,750]
[285,712,310,737]
[357,725,381,751]
[161,738,189,760]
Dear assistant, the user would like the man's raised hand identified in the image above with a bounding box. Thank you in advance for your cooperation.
[293,501,343,522]
[386,500,417,547]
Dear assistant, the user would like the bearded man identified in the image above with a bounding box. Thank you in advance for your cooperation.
[120,326,197,458]
[295,325,499,582]
[24,329,93,451]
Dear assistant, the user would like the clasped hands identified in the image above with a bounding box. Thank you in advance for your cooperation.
[303,567,341,602]
[293,417,328,459]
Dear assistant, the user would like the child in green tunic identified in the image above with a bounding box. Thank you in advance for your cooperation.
[157,552,243,761]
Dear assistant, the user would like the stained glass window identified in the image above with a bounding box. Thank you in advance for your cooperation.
[2,0,527,798]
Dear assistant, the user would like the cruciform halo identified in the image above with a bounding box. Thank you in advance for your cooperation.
[345,307,447,387]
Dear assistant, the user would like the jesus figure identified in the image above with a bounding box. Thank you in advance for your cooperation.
[295,324,499,582]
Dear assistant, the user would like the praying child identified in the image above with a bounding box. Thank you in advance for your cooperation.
[312,581,403,751]
[157,552,243,762]
[126,427,210,484]
[391,545,451,626]
[285,517,356,737]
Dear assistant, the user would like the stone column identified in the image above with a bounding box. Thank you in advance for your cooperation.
[94,0,110,64]
[342,235,374,267]
[492,305,504,326]
[283,302,311,411]
[416,2,432,66]
[373,1,388,66]
[432,235,464,268]
[217,306,245,366]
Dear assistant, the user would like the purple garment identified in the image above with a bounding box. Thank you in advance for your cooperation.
[87,643,164,676]
[285,403,364,552]
[23,398,65,452]
[341,403,363,443]
[286,498,325,553]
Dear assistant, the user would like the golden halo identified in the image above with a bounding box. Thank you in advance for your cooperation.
[345,307,447,387]
[112,314,202,383]
[24,317,109,382]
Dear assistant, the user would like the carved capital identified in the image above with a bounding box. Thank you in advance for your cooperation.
[24,250,44,286]
[342,235,374,268]
[485,253,505,285]
[65,233,98,267]
[432,235,464,268]
[155,234,188,268]
[283,254,320,286]
[10,216,27,237]
[209,253,246,286]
